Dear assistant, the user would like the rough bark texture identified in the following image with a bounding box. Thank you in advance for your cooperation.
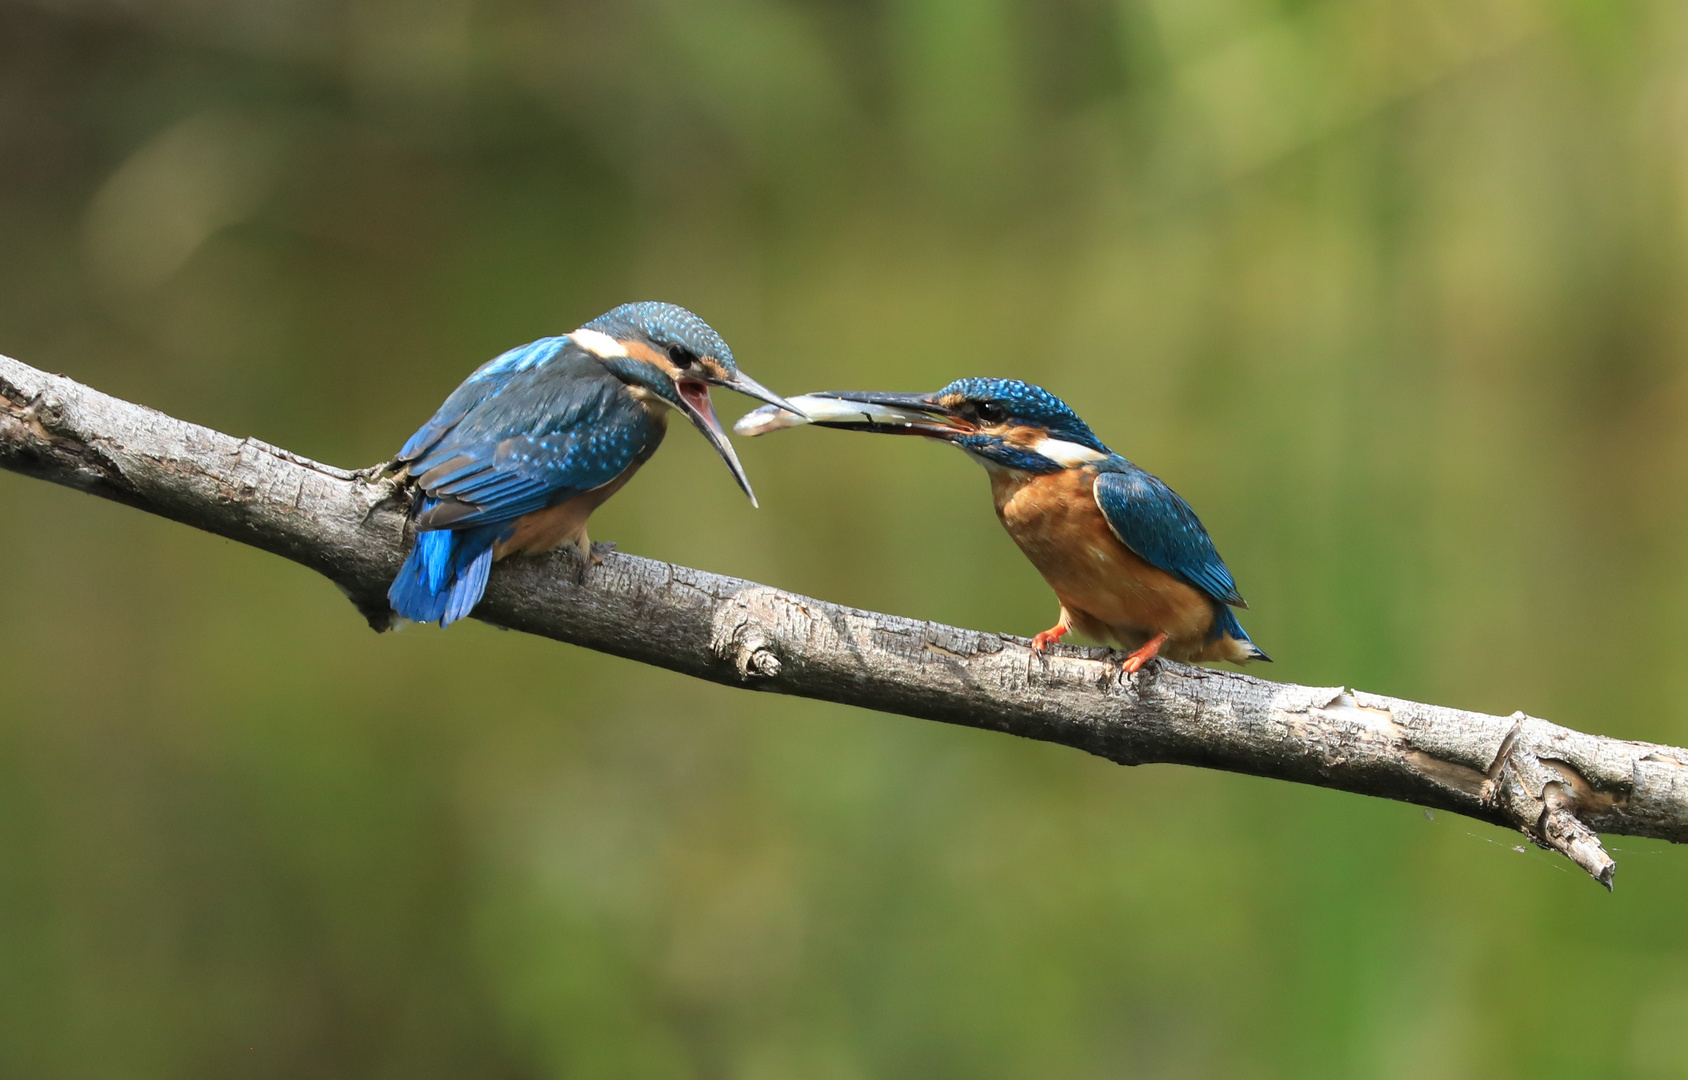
[5,352,1686,888]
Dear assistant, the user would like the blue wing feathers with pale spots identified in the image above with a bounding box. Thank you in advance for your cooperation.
[409,427,642,530]
[398,337,575,459]
[399,347,655,531]
[1092,463,1247,608]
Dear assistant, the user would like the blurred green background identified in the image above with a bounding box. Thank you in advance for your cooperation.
[3,0,1688,1076]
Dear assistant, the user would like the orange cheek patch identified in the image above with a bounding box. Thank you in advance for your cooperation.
[1000,425,1047,450]
[621,340,676,375]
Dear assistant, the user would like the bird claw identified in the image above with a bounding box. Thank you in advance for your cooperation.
[1117,632,1168,678]
[1030,626,1068,655]
[574,541,617,585]
[353,459,402,483]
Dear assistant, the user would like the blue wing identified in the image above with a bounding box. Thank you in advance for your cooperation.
[398,337,574,461]
[1092,464,1246,608]
[397,339,659,531]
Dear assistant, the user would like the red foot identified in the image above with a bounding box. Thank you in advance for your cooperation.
[1120,632,1168,675]
[1031,624,1069,654]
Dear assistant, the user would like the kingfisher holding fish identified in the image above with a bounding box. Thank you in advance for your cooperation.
[737,380,1268,672]
[387,301,800,626]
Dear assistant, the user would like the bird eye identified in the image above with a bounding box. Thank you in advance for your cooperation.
[975,401,1006,423]
[669,347,700,370]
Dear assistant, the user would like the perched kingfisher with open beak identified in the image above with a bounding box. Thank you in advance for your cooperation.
[387,301,799,626]
[736,379,1268,672]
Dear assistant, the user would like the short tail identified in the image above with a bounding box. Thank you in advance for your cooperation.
[388,512,500,627]
[1213,604,1271,663]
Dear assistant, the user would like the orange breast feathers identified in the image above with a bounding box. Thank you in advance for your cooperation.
[989,467,1218,651]
[493,461,644,561]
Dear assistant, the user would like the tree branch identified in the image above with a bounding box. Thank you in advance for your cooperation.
[4,352,1685,889]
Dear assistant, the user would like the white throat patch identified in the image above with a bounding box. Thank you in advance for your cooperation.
[1031,437,1105,467]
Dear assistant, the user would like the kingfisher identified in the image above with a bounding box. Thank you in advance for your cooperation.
[736,379,1268,672]
[387,301,799,626]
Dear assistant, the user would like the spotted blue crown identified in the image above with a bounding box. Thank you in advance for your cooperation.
[939,377,1109,453]
[588,302,736,370]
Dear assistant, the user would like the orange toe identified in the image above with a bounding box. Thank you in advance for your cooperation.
[1031,625,1069,654]
[1120,632,1168,674]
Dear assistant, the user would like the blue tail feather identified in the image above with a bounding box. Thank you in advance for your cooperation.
[388,501,503,626]
[1213,604,1270,662]
[419,527,455,593]
[443,544,493,626]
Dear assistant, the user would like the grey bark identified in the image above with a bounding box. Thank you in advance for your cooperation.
[4,352,1685,889]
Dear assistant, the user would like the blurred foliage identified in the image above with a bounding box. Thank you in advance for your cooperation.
[3,0,1688,1076]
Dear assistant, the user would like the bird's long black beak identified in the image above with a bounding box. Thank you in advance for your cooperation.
[733,390,967,440]
[717,370,807,419]
[675,379,759,506]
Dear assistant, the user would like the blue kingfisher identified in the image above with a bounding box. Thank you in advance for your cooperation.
[738,379,1267,671]
[388,301,799,626]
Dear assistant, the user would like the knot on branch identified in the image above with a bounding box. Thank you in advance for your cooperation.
[0,377,117,487]
[1301,693,1623,887]
[1485,716,1619,889]
[1539,781,1616,889]
[710,587,789,680]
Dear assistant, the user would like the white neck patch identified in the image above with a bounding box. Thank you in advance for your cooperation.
[1031,436,1105,467]
[571,327,629,359]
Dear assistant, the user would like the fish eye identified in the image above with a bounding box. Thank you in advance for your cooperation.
[975,401,1006,423]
